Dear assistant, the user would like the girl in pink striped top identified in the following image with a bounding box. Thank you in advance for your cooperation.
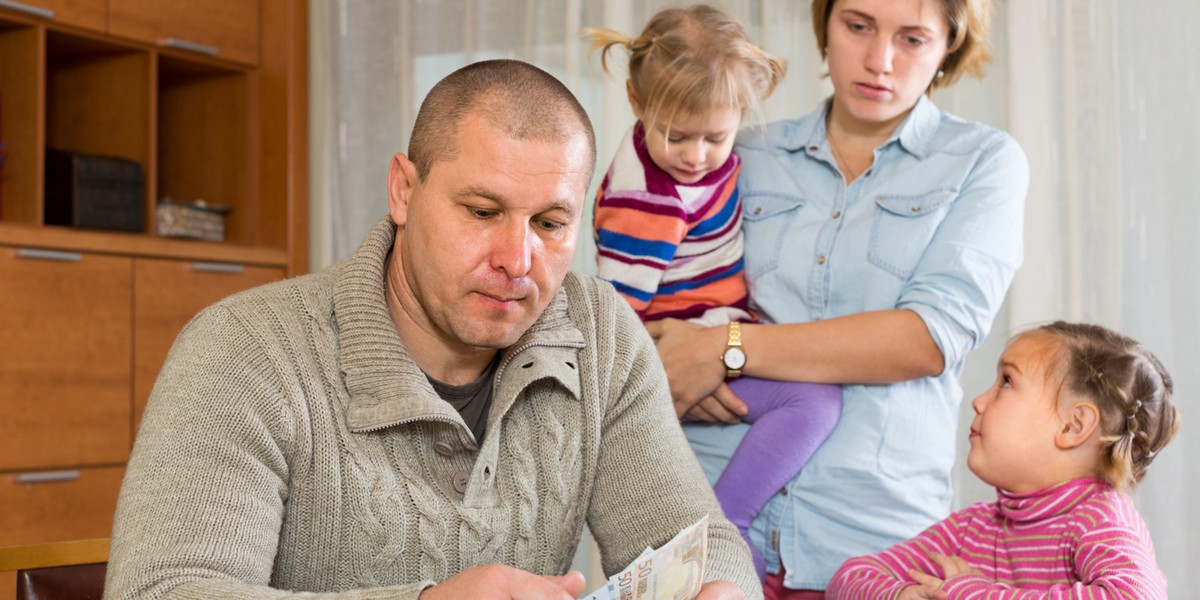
[828,321,1181,600]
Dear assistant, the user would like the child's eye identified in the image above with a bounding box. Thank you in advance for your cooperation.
[1001,375,1012,387]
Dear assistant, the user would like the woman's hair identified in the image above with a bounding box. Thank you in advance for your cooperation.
[810,0,993,92]
[584,4,785,133]
[1025,321,1181,492]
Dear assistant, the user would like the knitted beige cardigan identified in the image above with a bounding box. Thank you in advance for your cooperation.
[104,218,760,599]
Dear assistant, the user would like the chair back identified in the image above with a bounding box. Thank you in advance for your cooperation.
[0,539,109,600]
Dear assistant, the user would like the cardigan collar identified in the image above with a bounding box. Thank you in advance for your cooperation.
[331,216,583,440]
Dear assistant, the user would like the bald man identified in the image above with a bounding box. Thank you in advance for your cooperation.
[104,60,759,600]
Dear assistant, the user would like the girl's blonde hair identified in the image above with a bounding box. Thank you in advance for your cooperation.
[1024,322,1181,493]
[584,4,785,134]
[810,0,993,92]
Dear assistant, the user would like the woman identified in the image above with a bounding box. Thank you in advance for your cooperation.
[646,0,1028,597]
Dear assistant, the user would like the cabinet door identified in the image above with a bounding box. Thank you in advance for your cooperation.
[0,466,124,545]
[0,247,132,470]
[108,0,259,65]
[133,258,284,429]
[0,0,105,32]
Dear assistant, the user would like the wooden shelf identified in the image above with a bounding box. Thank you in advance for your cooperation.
[0,0,306,551]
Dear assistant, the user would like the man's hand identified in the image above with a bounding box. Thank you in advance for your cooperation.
[694,580,745,599]
[418,565,585,600]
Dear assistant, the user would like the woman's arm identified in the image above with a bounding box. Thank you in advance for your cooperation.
[647,309,942,419]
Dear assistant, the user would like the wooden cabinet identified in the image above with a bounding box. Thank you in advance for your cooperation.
[0,0,105,33]
[0,0,306,549]
[109,0,260,66]
[0,248,132,471]
[0,466,125,546]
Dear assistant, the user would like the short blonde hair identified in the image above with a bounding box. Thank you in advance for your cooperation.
[585,4,785,133]
[810,0,993,92]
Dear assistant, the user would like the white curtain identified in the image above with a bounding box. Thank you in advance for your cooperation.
[309,1,1196,596]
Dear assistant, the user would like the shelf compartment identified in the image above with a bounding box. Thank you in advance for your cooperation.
[157,54,256,246]
[0,21,41,225]
[45,29,152,230]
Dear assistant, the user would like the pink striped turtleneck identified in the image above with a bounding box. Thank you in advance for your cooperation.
[827,478,1167,599]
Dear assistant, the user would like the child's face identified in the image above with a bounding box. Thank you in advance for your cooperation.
[967,334,1066,493]
[640,106,742,184]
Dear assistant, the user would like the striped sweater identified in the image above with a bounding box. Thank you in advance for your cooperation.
[593,123,752,325]
[827,478,1167,599]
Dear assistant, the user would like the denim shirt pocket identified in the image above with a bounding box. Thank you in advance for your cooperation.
[867,189,958,279]
[741,192,806,280]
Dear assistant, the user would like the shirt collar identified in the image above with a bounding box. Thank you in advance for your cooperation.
[778,95,941,160]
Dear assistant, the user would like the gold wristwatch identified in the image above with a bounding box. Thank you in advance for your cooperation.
[721,321,747,378]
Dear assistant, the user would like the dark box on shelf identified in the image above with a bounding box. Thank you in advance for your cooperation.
[45,149,145,232]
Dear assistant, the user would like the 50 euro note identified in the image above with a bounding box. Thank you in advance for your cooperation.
[582,515,708,600]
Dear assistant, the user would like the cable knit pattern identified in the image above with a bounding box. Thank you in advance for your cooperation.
[103,216,760,600]
[828,478,1168,600]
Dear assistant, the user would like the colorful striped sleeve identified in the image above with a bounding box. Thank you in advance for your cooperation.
[593,176,688,317]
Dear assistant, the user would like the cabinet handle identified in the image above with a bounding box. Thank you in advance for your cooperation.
[0,0,55,19]
[16,248,82,262]
[14,470,81,484]
[192,262,245,274]
[162,37,219,57]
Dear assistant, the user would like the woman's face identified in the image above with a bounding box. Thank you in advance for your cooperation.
[825,0,950,132]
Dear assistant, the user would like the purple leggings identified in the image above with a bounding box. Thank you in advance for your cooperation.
[715,377,842,581]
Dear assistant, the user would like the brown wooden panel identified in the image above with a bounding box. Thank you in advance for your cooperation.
[0,247,132,470]
[0,221,289,266]
[0,0,106,32]
[0,571,13,600]
[0,467,123,546]
[44,31,152,191]
[109,0,259,66]
[258,0,308,275]
[0,24,42,225]
[133,257,284,430]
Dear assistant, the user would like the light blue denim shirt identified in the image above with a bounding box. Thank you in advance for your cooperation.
[684,95,1028,590]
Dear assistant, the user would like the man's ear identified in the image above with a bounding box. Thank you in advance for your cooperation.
[388,152,420,227]
[625,80,644,120]
[1056,401,1102,450]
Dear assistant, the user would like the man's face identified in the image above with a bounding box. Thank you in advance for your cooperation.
[388,111,592,354]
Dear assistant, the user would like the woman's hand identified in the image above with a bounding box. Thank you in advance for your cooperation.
[644,319,746,421]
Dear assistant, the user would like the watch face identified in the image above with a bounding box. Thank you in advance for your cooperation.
[723,347,747,370]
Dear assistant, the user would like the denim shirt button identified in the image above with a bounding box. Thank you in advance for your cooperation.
[753,207,762,216]
[832,210,841,219]
[817,255,826,265]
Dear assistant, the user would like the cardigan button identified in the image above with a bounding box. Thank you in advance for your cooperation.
[433,441,454,457]
[452,471,470,494]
